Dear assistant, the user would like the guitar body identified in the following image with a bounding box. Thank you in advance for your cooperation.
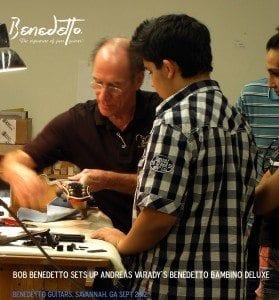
[11,175,90,214]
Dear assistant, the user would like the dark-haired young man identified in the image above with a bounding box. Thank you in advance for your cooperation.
[237,28,279,299]
[92,14,257,299]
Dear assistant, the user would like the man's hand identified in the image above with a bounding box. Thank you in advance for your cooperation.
[69,169,137,194]
[91,227,126,248]
[91,207,176,255]
[69,169,109,192]
[2,161,46,207]
[0,150,46,208]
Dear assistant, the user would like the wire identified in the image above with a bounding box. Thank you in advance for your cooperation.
[0,198,87,291]
[262,137,279,173]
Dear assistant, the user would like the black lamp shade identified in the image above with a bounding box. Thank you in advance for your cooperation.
[0,23,26,72]
[0,23,10,48]
[0,49,27,72]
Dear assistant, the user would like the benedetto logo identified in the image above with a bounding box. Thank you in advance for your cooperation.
[150,155,174,173]
[9,16,85,46]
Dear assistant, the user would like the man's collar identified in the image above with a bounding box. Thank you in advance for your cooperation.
[268,87,279,100]
[94,103,106,126]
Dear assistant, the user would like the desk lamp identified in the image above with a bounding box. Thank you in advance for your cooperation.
[0,23,26,72]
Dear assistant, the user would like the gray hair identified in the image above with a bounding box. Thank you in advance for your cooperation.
[91,37,144,78]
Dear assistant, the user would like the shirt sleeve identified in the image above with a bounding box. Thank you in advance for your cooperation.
[235,88,246,114]
[23,110,74,171]
[135,122,195,216]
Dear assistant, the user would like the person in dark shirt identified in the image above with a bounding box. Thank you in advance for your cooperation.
[0,37,161,233]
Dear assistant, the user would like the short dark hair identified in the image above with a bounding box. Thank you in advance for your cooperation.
[130,14,213,78]
[91,37,144,76]
[266,27,279,50]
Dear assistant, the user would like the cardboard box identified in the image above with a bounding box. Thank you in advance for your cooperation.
[0,118,32,144]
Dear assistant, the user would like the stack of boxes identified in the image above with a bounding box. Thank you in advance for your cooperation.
[0,108,32,145]
[43,161,80,179]
[0,108,32,215]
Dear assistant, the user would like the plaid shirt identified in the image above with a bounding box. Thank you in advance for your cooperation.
[130,80,257,299]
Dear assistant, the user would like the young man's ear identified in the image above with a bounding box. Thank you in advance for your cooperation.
[162,59,177,79]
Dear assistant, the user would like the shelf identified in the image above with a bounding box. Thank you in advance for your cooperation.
[0,144,23,156]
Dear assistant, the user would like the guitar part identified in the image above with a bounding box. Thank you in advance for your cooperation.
[10,175,91,214]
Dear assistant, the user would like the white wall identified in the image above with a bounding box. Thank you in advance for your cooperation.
[1,0,278,136]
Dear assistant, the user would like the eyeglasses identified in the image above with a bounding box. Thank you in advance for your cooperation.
[90,80,124,95]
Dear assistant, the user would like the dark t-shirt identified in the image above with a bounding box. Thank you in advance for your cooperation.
[24,90,161,233]
[260,209,279,248]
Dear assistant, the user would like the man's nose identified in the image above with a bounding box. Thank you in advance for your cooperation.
[97,87,111,101]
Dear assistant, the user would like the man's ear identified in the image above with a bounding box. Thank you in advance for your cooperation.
[162,59,177,79]
[134,71,145,89]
